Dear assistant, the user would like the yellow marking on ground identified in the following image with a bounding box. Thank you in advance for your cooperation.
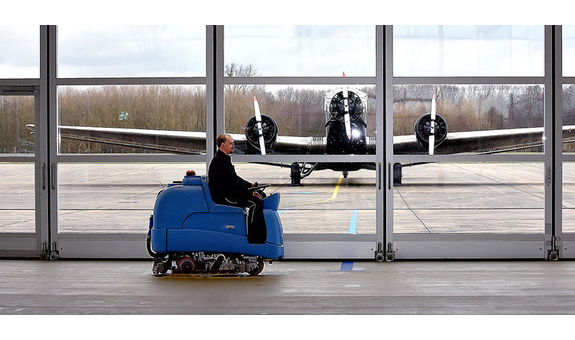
[283,175,344,207]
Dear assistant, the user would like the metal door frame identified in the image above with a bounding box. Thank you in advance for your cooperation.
[386,25,555,259]
[215,25,386,259]
[45,25,384,259]
[0,86,44,257]
[47,25,213,258]
[6,25,565,260]
[0,26,47,257]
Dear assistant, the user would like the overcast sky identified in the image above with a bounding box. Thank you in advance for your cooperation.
[1,24,574,78]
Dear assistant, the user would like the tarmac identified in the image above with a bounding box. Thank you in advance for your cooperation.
[2,161,575,234]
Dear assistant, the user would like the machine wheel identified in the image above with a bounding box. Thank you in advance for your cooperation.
[152,261,169,276]
[248,258,264,276]
[177,257,197,273]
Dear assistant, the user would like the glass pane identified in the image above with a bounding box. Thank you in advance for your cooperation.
[0,163,35,233]
[394,162,544,234]
[394,25,544,76]
[563,84,575,153]
[563,25,575,76]
[57,25,206,77]
[58,163,205,233]
[563,162,575,233]
[225,25,375,77]
[58,162,375,235]
[57,85,206,155]
[0,25,39,78]
[0,96,35,154]
[393,84,544,155]
[224,84,376,155]
[234,163,376,234]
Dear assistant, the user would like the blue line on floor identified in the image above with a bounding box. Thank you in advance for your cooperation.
[278,210,284,215]
[348,210,358,234]
[340,262,354,271]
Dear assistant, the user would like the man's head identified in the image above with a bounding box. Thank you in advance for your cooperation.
[217,134,234,155]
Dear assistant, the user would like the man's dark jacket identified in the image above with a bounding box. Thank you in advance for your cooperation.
[208,150,251,204]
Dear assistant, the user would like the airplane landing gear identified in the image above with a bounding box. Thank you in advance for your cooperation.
[290,162,301,186]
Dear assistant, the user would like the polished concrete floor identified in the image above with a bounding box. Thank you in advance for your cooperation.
[2,259,575,315]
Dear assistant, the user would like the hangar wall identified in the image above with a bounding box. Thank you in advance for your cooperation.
[1,25,574,260]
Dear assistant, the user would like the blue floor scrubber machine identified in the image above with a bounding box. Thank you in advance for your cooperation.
[146,170,284,276]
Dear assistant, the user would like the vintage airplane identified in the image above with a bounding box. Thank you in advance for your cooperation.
[26,88,575,185]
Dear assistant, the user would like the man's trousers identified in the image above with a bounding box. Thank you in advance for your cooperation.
[224,195,267,244]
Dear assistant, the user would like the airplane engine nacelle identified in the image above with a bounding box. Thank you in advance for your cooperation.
[414,112,448,148]
[327,90,365,123]
[244,114,279,151]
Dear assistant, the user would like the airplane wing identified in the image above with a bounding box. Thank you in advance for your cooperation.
[26,124,366,155]
[26,124,575,156]
[394,126,575,155]
[55,125,209,155]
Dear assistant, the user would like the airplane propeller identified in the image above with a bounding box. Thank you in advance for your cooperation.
[253,96,266,155]
[428,94,437,155]
[342,72,352,140]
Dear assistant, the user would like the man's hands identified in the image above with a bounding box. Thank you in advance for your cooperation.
[251,182,262,200]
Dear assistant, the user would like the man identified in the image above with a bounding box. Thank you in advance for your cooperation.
[208,134,267,244]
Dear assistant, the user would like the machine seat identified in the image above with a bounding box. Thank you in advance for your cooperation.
[200,176,245,214]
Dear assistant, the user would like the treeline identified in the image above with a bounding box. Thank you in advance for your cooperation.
[393,84,545,137]
[2,81,574,154]
[0,96,35,153]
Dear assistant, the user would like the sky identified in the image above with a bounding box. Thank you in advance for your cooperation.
[1,25,567,78]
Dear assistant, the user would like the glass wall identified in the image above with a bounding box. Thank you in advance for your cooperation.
[0,24,40,256]
[392,25,547,255]
[222,25,379,244]
[394,162,544,234]
[53,25,208,254]
[394,25,544,76]
[225,25,375,77]
[393,84,545,155]
[57,25,206,77]
[58,163,204,233]
[562,25,575,234]
[0,94,36,234]
[0,25,39,78]
[224,84,376,155]
[57,85,206,155]
[0,163,35,233]
[4,25,572,259]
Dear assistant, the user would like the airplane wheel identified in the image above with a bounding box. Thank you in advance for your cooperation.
[290,163,301,186]
[248,258,264,276]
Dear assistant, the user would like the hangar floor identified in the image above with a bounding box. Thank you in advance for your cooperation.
[2,259,575,315]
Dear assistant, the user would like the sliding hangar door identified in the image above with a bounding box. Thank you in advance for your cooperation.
[0,25,571,260]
